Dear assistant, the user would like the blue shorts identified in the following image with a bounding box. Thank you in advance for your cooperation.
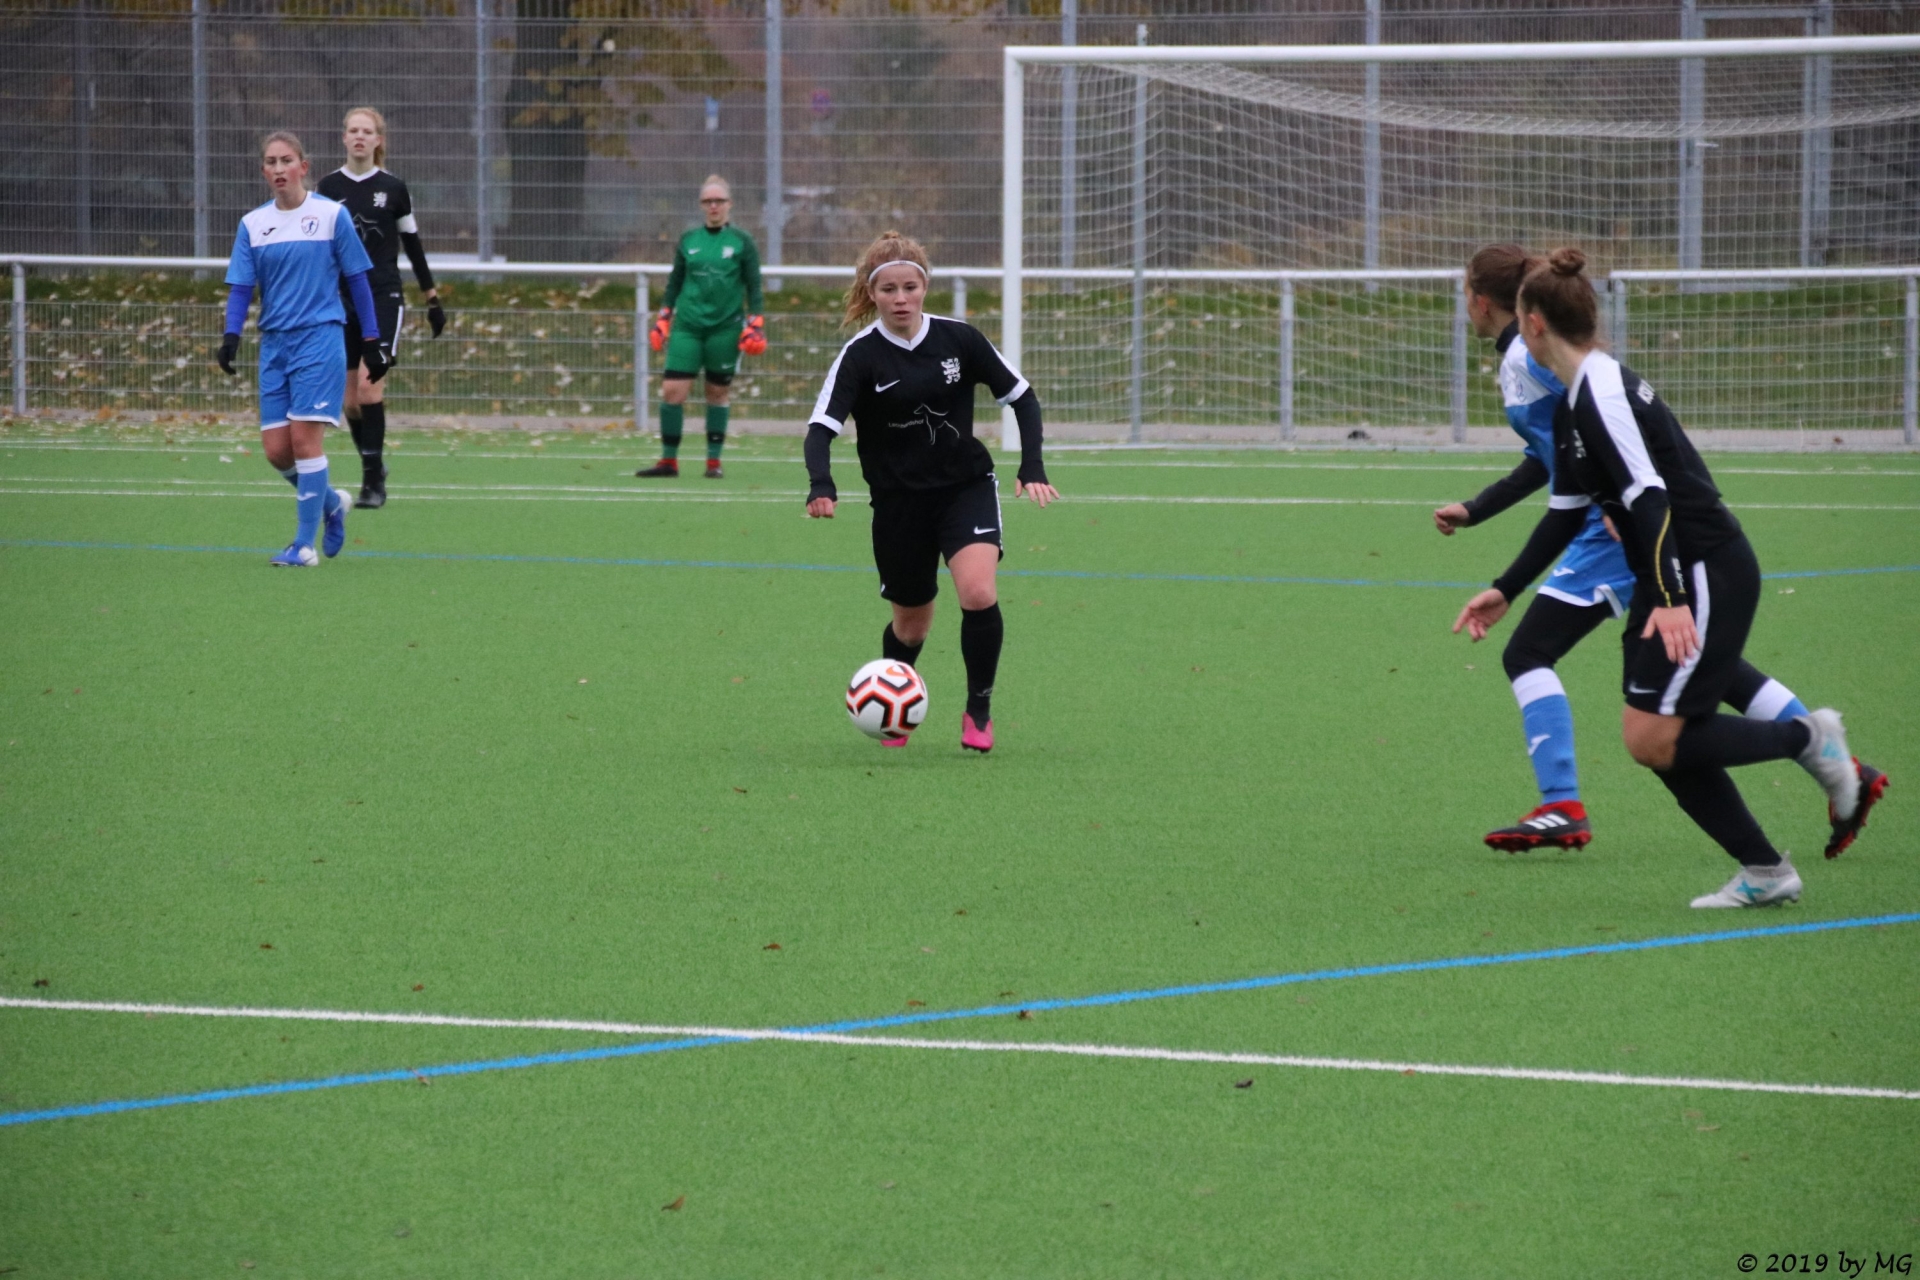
[1538,511,1636,616]
[258,323,347,429]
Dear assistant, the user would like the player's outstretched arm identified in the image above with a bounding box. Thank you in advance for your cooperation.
[1438,453,1549,535]
[804,422,837,518]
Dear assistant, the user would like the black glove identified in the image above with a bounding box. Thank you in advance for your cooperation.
[217,333,239,376]
[361,337,392,383]
[427,300,447,338]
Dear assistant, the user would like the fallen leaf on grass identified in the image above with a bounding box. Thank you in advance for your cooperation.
[412,1072,431,1087]
[1696,1124,1720,1132]
[733,786,748,794]
[662,1196,685,1212]
[577,678,589,685]
[954,909,968,916]
[1401,1068,1417,1076]
[31,978,48,988]
[763,942,781,951]
[259,943,273,950]
[411,984,425,992]
[1017,1010,1033,1021]
[906,1000,926,1008]
[1233,1079,1254,1089]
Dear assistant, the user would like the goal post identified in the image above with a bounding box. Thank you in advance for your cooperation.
[1000,34,1920,448]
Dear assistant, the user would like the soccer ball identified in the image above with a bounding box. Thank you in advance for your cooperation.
[846,659,928,741]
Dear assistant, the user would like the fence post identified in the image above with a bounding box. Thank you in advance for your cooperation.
[1278,278,1295,444]
[635,271,649,436]
[191,0,209,261]
[952,275,967,321]
[1128,23,1148,445]
[1607,277,1629,358]
[475,0,493,264]
[12,264,26,416]
[1450,281,1468,443]
[1905,274,1917,447]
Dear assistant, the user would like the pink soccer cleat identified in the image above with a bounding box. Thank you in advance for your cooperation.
[961,712,993,754]
[880,732,910,748]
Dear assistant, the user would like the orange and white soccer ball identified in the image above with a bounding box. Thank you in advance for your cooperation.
[846,659,928,741]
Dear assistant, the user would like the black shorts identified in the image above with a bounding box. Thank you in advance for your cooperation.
[344,288,406,371]
[1621,534,1761,718]
[869,474,1004,608]
[1502,590,1619,681]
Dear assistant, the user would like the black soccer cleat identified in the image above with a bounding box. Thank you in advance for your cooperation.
[1825,761,1888,859]
[358,467,388,509]
[636,459,679,478]
[1484,800,1592,852]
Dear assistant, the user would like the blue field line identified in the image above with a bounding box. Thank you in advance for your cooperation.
[4,912,1915,1128]
[3,538,1918,591]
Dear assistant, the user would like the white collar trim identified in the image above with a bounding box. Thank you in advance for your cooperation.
[336,166,383,183]
[876,314,932,351]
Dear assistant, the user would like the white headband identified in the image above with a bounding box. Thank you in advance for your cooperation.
[869,258,928,280]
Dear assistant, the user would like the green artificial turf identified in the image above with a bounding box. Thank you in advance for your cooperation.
[2,425,1917,1277]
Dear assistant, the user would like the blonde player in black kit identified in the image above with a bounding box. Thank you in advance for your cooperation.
[1455,249,1889,908]
[804,231,1058,753]
[316,107,446,507]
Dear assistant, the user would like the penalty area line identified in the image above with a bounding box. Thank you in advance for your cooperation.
[4,911,1917,1125]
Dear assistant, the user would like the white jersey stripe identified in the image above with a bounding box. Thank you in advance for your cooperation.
[1575,352,1666,509]
[808,323,878,433]
[1659,560,1711,716]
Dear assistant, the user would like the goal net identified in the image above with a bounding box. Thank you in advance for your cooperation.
[1001,37,1920,445]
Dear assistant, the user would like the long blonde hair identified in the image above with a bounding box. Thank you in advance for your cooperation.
[344,106,388,167]
[842,230,930,330]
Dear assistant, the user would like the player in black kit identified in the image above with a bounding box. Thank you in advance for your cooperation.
[804,231,1058,754]
[1455,249,1888,908]
[316,107,446,507]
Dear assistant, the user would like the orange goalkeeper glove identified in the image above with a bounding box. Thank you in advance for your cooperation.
[738,314,767,356]
[648,307,673,354]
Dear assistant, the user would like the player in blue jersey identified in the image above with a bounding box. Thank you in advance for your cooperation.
[218,130,387,566]
[1436,245,1810,852]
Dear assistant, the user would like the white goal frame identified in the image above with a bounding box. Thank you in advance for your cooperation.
[998,34,1920,448]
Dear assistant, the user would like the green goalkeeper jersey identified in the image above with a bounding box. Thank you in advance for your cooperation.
[662,223,764,331]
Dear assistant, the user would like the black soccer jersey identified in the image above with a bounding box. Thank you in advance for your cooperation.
[315,166,433,293]
[808,315,1030,491]
[1548,351,1743,607]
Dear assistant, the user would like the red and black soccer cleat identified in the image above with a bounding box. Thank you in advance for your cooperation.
[1825,761,1887,859]
[635,459,679,477]
[705,459,724,479]
[1484,800,1592,852]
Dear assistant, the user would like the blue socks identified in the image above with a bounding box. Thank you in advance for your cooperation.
[1512,668,1580,805]
[293,455,330,549]
[1742,677,1809,724]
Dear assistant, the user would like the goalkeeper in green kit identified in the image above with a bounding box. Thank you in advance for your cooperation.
[637,175,766,479]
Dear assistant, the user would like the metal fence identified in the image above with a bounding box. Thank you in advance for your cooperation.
[7,255,1916,446]
[5,0,1918,270]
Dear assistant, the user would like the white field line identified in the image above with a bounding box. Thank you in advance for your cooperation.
[4,996,1915,1101]
[1,440,1913,479]
[4,482,1918,513]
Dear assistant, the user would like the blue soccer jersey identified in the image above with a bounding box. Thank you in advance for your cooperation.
[1497,332,1635,613]
[225,195,372,334]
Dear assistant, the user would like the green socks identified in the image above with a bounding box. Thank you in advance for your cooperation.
[706,404,729,461]
[659,402,684,459]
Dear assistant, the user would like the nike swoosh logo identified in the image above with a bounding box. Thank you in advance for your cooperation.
[974,526,997,535]
[1627,683,1659,695]
[876,380,900,392]
[1527,734,1550,756]
[315,401,330,408]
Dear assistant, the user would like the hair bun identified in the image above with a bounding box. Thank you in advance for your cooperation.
[1549,247,1587,277]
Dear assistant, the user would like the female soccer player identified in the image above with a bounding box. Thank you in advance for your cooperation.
[637,175,765,480]
[1436,245,1812,853]
[803,231,1057,753]
[218,130,386,566]
[316,107,446,508]
[1454,248,1888,907]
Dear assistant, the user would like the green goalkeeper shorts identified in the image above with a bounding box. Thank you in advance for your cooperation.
[663,320,742,384]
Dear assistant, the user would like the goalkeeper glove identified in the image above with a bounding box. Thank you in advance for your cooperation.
[427,299,447,338]
[738,314,766,356]
[361,336,392,383]
[648,307,673,354]
[217,333,239,376]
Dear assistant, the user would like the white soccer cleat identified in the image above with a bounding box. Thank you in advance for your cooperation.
[1690,862,1803,909]
[1796,709,1860,821]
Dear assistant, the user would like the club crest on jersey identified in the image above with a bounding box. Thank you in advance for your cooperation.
[722,245,734,258]
[301,216,319,236]
[373,192,388,208]
[941,357,961,385]
[1636,379,1656,404]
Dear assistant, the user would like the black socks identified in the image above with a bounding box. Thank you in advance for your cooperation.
[1670,714,1809,773]
[960,604,1004,723]
[1657,767,1783,867]
[349,402,388,480]
[881,623,923,668]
